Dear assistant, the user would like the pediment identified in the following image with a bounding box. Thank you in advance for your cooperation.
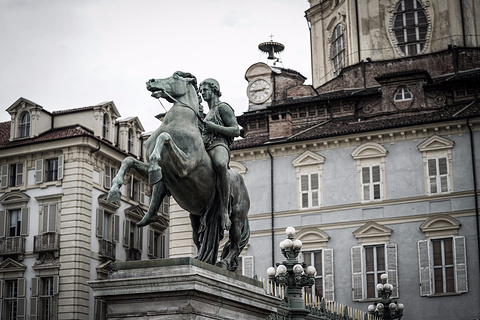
[98,194,120,211]
[6,97,44,114]
[125,205,145,220]
[292,150,326,167]
[351,142,388,160]
[353,221,392,244]
[417,135,454,152]
[245,62,272,81]
[420,214,460,238]
[230,161,247,175]
[0,192,30,206]
[118,116,145,132]
[0,258,27,272]
[296,227,330,250]
[94,101,121,119]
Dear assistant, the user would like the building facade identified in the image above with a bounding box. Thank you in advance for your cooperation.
[226,1,480,319]
[0,99,169,319]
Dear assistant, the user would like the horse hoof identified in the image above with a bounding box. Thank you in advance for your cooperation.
[215,260,228,270]
[137,213,159,227]
[149,167,163,184]
[106,189,121,203]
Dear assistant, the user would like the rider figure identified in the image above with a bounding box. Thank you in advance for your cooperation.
[199,79,240,231]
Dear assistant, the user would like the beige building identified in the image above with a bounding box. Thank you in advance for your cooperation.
[0,98,169,319]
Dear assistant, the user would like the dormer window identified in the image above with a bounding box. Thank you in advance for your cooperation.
[102,114,110,139]
[394,87,413,101]
[19,112,30,137]
[128,129,133,153]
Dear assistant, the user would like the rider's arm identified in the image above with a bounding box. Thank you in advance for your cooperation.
[205,104,240,138]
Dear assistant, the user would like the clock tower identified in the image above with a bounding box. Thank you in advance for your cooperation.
[245,41,308,111]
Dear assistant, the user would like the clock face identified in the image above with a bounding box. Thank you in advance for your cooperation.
[248,78,272,104]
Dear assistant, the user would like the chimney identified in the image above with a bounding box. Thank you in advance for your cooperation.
[269,112,292,140]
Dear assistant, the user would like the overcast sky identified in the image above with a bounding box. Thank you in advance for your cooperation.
[0,0,311,132]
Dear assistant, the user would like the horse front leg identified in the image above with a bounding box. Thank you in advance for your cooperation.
[107,156,147,203]
[148,132,195,184]
[137,182,168,227]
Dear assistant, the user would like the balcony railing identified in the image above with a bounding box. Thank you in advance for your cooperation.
[99,239,116,260]
[0,236,26,256]
[34,233,60,258]
[126,248,141,261]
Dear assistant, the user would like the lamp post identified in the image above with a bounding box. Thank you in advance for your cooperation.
[367,273,404,320]
[267,227,316,320]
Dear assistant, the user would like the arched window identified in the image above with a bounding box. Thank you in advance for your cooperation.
[102,114,109,139]
[392,0,429,56]
[331,24,345,75]
[19,112,30,137]
[128,129,133,153]
[394,87,413,101]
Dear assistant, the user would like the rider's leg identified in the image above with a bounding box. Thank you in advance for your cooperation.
[137,182,168,227]
[209,147,231,231]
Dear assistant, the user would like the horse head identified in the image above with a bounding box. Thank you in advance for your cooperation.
[147,71,199,105]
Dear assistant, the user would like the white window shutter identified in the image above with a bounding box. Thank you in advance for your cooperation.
[386,243,399,298]
[140,181,146,204]
[0,279,3,298]
[123,220,130,247]
[242,256,254,278]
[418,240,432,296]
[104,165,111,189]
[96,208,104,238]
[453,236,468,293]
[18,278,26,297]
[0,210,6,238]
[0,164,8,188]
[113,215,120,243]
[162,196,170,215]
[58,154,64,180]
[351,246,364,301]
[31,277,39,297]
[30,297,38,319]
[17,297,26,319]
[16,162,24,186]
[323,248,335,300]
[53,275,59,295]
[148,229,155,256]
[49,204,57,233]
[42,205,49,233]
[35,159,44,184]
[20,207,29,236]
[138,227,143,251]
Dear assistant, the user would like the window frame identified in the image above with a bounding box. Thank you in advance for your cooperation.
[331,23,346,76]
[292,151,325,210]
[35,155,64,184]
[19,112,30,138]
[394,86,413,101]
[0,162,24,189]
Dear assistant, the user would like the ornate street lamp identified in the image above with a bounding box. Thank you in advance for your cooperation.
[368,273,404,320]
[267,227,317,320]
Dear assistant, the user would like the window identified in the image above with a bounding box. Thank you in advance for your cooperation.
[0,163,24,188]
[233,256,254,278]
[124,219,142,261]
[19,112,30,138]
[427,157,450,194]
[303,250,335,300]
[128,129,134,153]
[331,24,345,75]
[130,176,145,204]
[394,87,413,101]
[361,165,382,201]
[365,245,386,298]
[2,278,26,320]
[104,165,117,189]
[418,136,454,195]
[102,114,110,139]
[292,151,325,210]
[148,229,166,259]
[392,0,429,56]
[31,276,59,319]
[418,215,467,296]
[35,155,64,184]
[42,203,58,234]
[0,208,29,238]
[96,208,120,242]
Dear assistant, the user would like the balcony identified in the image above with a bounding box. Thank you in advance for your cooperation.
[34,233,60,258]
[126,248,141,261]
[99,239,116,260]
[0,237,26,259]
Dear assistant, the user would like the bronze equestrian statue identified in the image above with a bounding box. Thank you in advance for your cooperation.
[106,71,250,271]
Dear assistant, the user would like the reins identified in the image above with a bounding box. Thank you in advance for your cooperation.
[157,87,203,122]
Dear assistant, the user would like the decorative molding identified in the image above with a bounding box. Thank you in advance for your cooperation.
[296,227,331,250]
[351,142,388,160]
[420,214,460,238]
[0,191,30,206]
[98,193,120,211]
[292,150,326,167]
[0,258,27,278]
[417,135,454,152]
[353,221,393,244]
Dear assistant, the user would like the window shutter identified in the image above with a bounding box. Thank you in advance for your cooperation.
[30,297,38,319]
[16,162,24,186]
[453,236,468,293]
[351,246,364,301]
[0,279,3,298]
[0,210,6,238]
[58,154,64,180]
[427,159,437,194]
[113,215,120,243]
[386,243,399,298]
[18,297,26,319]
[35,159,44,184]
[53,275,59,295]
[138,227,143,251]
[18,278,26,297]
[243,256,254,278]
[162,197,170,215]
[372,165,380,183]
[49,204,57,233]
[104,165,111,189]
[418,240,433,296]
[311,173,319,207]
[148,229,155,256]
[95,299,106,320]
[123,220,130,246]
[43,205,49,233]
[31,277,39,297]
[140,181,146,204]
[161,234,166,258]
[1,164,8,188]
[20,207,29,236]
[323,249,335,300]
[96,208,104,238]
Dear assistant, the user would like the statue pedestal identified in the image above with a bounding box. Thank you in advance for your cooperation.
[89,257,281,319]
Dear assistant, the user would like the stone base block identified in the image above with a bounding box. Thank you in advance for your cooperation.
[89,257,281,319]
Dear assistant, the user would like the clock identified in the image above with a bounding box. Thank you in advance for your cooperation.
[247,77,272,104]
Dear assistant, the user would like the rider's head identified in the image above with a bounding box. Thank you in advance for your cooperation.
[199,78,221,97]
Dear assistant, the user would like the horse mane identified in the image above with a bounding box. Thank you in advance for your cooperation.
[174,71,198,92]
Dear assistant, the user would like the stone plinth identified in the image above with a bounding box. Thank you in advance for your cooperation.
[89,257,281,319]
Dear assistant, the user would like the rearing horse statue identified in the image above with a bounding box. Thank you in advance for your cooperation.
[106,71,250,271]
